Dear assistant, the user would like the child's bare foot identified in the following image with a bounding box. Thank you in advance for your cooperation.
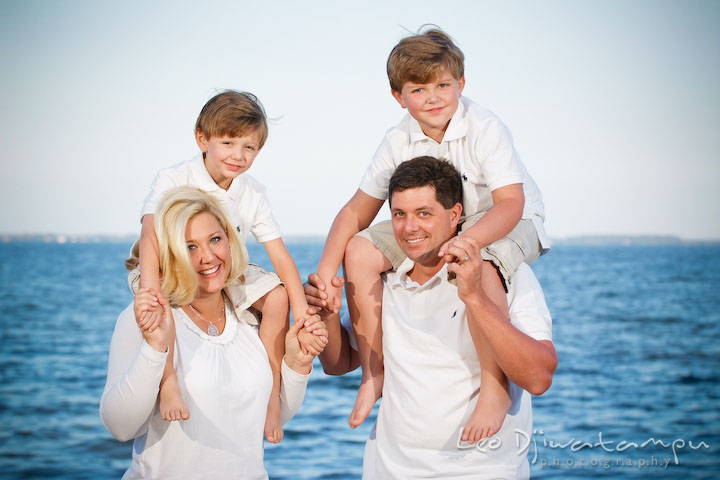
[160,376,190,421]
[461,385,511,443]
[264,395,284,443]
[349,371,383,428]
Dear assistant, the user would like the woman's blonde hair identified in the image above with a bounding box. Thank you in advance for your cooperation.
[152,186,248,306]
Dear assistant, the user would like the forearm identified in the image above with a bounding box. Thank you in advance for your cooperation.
[465,293,556,395]
[317,190,385,281]
[138,216,161,291]
[318,311,357,375]
[266,243,309,320]
[462,206,522,251]
[279,357,310,424]
[100,342,167,442]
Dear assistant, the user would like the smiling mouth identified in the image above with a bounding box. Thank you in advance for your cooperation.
[406,238,425,244]
[200,265,220,276]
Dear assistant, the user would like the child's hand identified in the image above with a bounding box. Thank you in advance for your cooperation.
[297,314,328,356]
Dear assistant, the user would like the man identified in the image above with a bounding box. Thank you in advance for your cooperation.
[306,156,557,479]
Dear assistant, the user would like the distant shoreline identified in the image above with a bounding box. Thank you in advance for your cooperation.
[1,233,718,246]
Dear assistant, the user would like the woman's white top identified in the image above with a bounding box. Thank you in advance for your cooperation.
[100,266,309,479]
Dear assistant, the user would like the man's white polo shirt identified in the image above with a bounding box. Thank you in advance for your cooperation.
[359,261,552,479]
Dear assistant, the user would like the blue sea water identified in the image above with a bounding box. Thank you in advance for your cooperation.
[0,242,718,479]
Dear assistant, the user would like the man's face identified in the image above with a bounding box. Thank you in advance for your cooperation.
[391,186,462,266]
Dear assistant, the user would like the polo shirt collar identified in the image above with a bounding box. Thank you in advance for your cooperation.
[408,96,468,144]
[189,154,245,201]
[391,258,449,291]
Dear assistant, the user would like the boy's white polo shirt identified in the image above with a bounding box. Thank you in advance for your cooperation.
[359,96,550,251]
[141,155,281,244]
[355,261,552,479]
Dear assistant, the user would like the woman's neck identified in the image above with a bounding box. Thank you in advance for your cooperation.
[189,291,224,317]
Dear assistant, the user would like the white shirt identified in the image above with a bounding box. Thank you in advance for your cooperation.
[141,155,281,244]
[359,97,550,250]
[100,266,309,480]
[361,262,552,479]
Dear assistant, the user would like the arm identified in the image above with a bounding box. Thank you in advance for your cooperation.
[138,214,162,292]
[263,238,312,322]
[447,237,557,395]
[316,189,385,311]
[278,317,317,424]
[99,293,174,441]
[304,273,359,375]
[440,184,525,258]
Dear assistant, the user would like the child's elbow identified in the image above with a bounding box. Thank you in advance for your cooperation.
[527,374,553,396]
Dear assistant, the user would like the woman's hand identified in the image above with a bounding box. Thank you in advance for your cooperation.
[134,288,173,353]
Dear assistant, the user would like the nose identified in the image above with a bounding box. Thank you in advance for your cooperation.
[197,243,217,264]
[427,87,439,103]
[404,215,418,233]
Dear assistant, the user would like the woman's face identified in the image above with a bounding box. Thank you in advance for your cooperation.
[185,211,231,297]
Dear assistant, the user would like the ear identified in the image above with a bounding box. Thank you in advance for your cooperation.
[391,89,406,109]
[449,202,463,229]
[195,130,208,151]
[457,76,466,95]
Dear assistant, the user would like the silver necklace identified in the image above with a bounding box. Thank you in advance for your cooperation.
[188,303,224,336]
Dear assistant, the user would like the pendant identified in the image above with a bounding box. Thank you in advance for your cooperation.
[207,323,220,336]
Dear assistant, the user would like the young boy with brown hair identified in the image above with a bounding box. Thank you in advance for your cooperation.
[133,90,323,443]
[315,27,550,442]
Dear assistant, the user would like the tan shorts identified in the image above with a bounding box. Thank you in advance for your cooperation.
[354,212,542,289]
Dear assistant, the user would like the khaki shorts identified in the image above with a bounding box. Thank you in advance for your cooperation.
[354,212,542,289]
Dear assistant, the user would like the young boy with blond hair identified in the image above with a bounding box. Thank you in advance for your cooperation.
[134,90,323,443]
[315,28,550,442]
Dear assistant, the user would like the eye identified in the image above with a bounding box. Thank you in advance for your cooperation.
[187,244,197,251]
[392,211,405,218]
[418,211,429,217]
[210,236,221,243]
[411,88,423,94]
[245,145,257,151]
[438,83,448,88]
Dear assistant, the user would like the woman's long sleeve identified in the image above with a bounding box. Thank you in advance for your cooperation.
[279,360,310,425]
[99,304,167,442]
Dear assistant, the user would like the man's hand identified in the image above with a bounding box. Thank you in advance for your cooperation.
[304,273,344,314]
[445,236,487,303]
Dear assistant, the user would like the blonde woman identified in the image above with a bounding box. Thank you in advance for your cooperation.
[100,186,326,479]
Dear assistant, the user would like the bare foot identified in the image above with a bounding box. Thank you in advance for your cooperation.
[160,375,190,421]
[264,394,284,443]
[461,385,511,443]
[349,371,383,428]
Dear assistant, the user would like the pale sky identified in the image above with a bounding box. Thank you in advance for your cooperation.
[1,0,719,240]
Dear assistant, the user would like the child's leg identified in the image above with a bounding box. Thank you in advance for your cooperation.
[462,260,511,443]
[257,285,290,443]
[344,235,393,428]
[158,334,190,421]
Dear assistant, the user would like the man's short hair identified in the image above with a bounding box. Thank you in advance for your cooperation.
[386,26,465,92]
[195,90,268,148]
[389,156,463,209]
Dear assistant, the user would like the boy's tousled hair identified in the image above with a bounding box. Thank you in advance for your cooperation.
[387,26,464,92]
[132,186,249,306]
[195,90,268,148]
[389,156,463,209]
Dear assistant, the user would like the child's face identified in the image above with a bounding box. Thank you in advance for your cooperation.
[195,130,262,190]
[391,70,465,143]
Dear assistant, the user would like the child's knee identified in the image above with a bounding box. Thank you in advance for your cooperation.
[345,236,386,272]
